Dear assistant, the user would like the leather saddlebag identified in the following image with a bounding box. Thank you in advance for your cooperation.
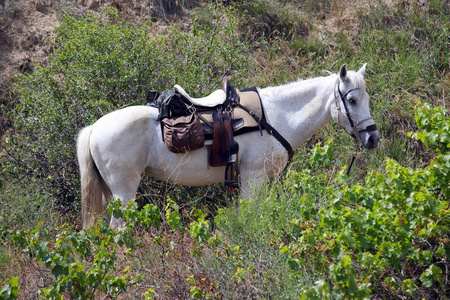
[161,113,205,153]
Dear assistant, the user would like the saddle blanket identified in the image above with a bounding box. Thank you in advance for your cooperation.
[198,87,264,140]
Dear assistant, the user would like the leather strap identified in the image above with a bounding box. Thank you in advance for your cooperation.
[259,116,294,163]
[236,98,294,164]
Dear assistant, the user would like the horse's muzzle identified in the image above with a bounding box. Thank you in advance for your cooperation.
[358,130,380,149]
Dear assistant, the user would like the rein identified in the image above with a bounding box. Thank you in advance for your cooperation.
[334,79,378,175]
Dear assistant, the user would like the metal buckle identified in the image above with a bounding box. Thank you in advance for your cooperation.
[187,106,196,114]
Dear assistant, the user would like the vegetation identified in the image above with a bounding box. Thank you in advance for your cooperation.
[1,0,449,298]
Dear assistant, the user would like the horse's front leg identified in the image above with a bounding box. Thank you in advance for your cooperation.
[238,168,269,201]
[110,214,125,229]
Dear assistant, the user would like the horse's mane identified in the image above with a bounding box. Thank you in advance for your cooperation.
[259,70,366,103]
[259,73,337,97]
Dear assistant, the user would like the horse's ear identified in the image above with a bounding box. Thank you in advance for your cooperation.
[358,63,367,76]
[339,64,348,81]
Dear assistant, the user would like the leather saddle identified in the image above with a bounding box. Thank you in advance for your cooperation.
[174,79,243,189]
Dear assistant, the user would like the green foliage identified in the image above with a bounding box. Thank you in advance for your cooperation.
[189,209,211,244]
[0,181,57,232]
[410,102,450,154]
[237,0,310,42]
[277,105,449,298]
[186,273,220,299]
[214,105,450,298]
[0,277,19,300]
[2,198,195,299]
[165,199,186,233]
[9,219,142,299]
[355,1,449,139]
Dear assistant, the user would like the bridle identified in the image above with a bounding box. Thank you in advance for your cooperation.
[334,78,378,137]
[334,78,378,175]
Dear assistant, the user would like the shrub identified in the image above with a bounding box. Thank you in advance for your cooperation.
[280,104,449,298]
[1,196,223,299]
[214,104,449,299]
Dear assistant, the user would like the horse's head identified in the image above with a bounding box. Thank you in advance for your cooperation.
[331,64,380,150]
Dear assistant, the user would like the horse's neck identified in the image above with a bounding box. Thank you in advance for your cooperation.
[259,75,337,149]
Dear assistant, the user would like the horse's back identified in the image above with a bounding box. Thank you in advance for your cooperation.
[91,105,158,142]
[93,105,157,131]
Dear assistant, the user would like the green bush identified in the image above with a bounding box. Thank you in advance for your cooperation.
[1,196,223,299]
[0,181,59,233]
[4,199,155,299]
[218,103,450,299]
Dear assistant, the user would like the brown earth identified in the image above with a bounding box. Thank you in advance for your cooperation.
[1,0,58,85]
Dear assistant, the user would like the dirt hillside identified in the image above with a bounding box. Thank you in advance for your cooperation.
[0,0,170,87]
[1,0,59,85]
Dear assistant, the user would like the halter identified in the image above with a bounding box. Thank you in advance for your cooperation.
[334,79,378,136]
[334,78,378,175]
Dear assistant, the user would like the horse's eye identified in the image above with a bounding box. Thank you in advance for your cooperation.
[347,97,356,104]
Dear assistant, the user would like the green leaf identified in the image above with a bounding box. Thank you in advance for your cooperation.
[52,264,65,277]
[287,259,300,271]
[0,277,20,299]
[420,264,443,287]
[165,201,185,233]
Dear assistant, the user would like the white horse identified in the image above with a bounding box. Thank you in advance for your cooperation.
[77,64,380,229]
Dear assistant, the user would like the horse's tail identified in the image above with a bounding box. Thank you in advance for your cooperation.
[77,126,107,229]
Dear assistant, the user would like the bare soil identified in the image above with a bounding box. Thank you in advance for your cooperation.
[0,0,60,85]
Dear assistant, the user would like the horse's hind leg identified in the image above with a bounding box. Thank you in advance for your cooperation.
[91,149,144,229]
[104,174,142,229]
[88,107,153,229]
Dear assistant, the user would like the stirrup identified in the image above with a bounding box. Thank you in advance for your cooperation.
[224,161,240,190]
[174,84,226,108]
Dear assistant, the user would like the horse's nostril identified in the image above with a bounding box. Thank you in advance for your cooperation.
[367,133,380,148]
